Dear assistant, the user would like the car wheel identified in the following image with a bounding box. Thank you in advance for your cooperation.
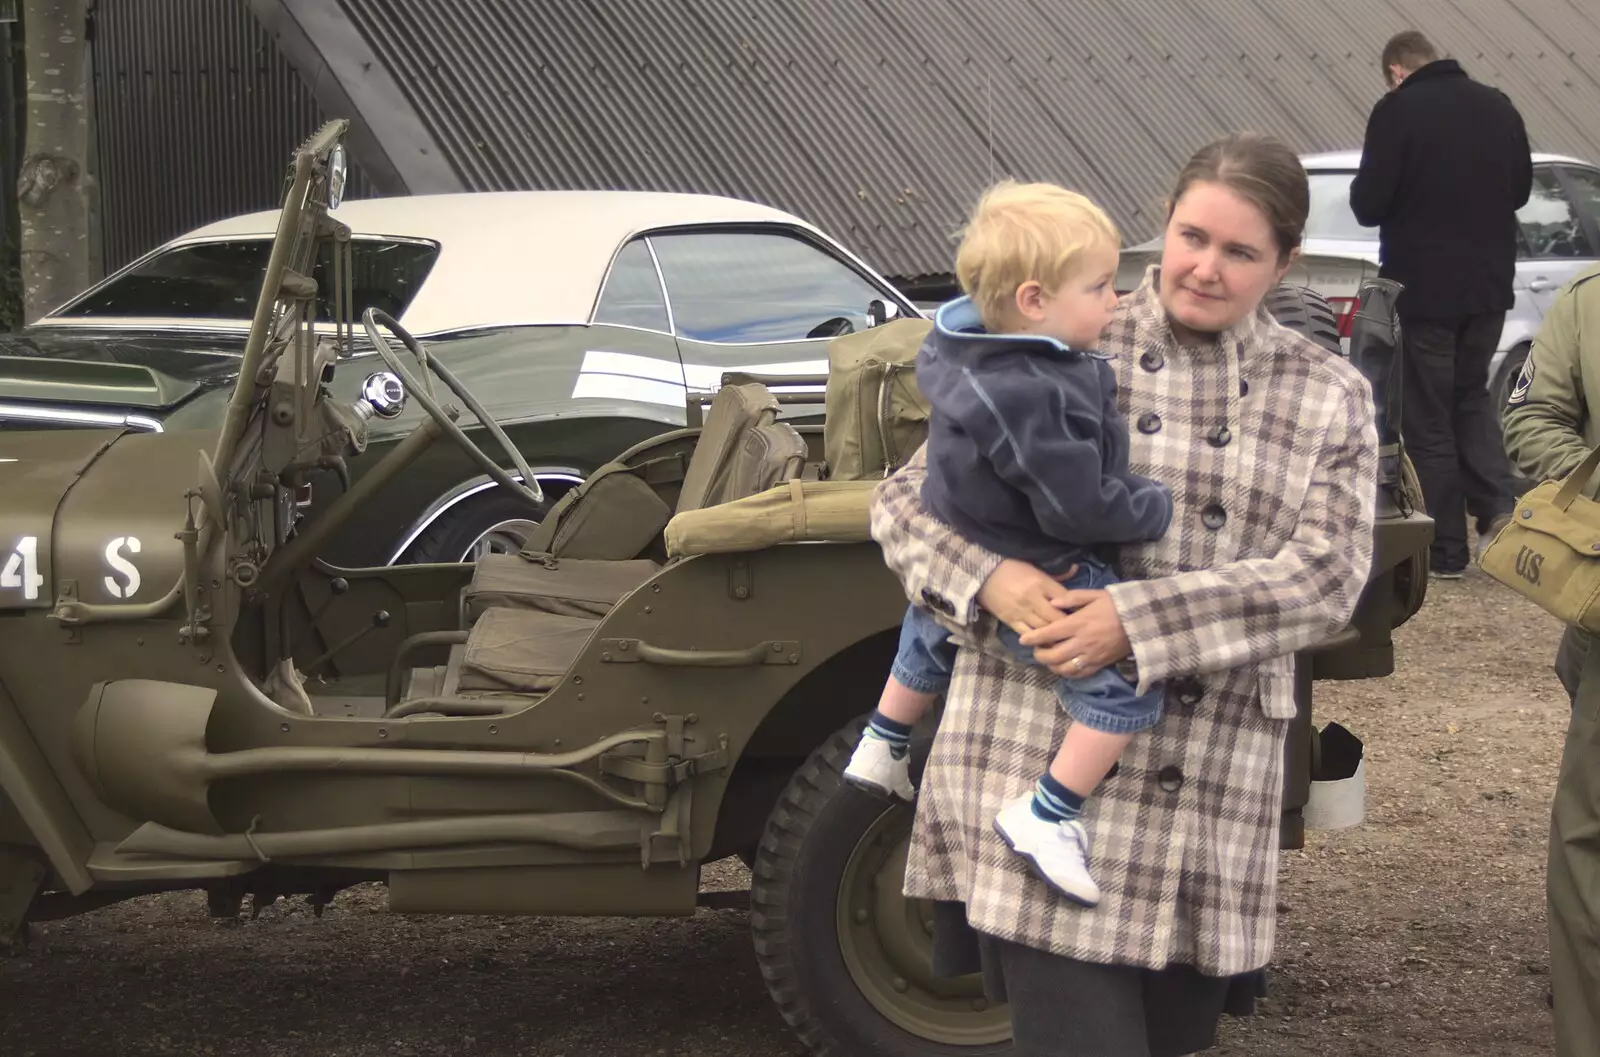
[751,719,1013,1057]
[1264,283,1343,357]
[404,491,554,564]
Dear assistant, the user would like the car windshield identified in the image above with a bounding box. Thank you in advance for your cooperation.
[1304,170,1377,243]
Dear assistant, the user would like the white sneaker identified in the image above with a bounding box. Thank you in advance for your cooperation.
[843,735,915,801]
[993,793,1101,907]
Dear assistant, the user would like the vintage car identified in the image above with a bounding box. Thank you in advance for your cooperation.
[0,174,918,566]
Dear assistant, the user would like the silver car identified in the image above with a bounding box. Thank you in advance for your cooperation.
[1300,149,1600,406]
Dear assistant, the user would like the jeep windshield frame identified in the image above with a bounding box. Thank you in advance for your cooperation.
[211,119,350,496]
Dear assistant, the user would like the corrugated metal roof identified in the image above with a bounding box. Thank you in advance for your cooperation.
[291,0,1600,286]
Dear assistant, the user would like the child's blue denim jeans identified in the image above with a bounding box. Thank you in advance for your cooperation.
[888,556,1164,735]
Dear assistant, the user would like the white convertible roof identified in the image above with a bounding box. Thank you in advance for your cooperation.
[116,190,827,334]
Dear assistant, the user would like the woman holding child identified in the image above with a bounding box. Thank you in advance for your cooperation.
[866,132,1380,1056]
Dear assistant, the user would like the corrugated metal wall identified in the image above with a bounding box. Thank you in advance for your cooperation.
[86,1,1600,286]
[328,0,1600,287]
[91,0,372,273]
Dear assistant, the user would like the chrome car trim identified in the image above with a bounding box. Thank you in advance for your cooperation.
[643,237,677,336]
[0,403,164,432]
[387,468,587,564]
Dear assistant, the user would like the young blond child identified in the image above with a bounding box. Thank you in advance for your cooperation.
[843,182,1173,906]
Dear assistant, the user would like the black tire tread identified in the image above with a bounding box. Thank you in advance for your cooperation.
[749,722,865,1057]
[1265,283,1343,358]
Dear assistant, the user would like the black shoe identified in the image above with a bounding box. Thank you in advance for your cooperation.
[1477,512,1512,538]
[1431,563,1467,580]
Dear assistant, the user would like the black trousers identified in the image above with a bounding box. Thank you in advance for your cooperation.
[1400,312,1516,572]
[931,901,1262,1057]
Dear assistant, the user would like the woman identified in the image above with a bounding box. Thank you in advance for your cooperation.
[870,132,1379,1057]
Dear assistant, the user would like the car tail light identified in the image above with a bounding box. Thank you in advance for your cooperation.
[1328,296,1359,338]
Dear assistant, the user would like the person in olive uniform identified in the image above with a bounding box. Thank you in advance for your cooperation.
[1501,262,1600,1057]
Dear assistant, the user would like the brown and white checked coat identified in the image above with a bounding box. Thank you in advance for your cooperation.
[870,268,1379,976]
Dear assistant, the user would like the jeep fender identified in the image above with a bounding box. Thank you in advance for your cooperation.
[0,677,94,893]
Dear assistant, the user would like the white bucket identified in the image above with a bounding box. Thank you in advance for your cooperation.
[1304,757,1366,830]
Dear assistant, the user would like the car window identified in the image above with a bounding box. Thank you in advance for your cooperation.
[1518,170,1595,259]
[1561,166,1600,238]
[592,239,671,332]
[649,230,888,343]
[56,238,440,321]
[1304,171,1376,242]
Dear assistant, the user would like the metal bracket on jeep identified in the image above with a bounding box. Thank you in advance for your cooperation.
[48,580,82,642]
[595,714,732,869]
[600,736,730,788]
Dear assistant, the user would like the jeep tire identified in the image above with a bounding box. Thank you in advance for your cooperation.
[750,720,1013,1057]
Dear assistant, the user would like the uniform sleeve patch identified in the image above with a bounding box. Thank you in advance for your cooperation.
[1507,356,1534,405]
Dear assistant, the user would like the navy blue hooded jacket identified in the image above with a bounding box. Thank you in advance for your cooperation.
[917,298,1173,576]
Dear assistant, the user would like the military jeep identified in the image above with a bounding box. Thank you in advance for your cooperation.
[0,122,1431,1056]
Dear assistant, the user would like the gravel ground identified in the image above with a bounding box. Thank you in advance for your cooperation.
[0,567,1569,1056]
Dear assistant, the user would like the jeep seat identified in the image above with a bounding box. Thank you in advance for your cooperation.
[463,556,661,625]
[460,383,805,623]
[447,608,598,696]
[417,385,809,711]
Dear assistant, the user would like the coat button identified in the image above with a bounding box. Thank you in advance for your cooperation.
[1201,504,1227,530]
[1157,765,1184,792]
[1239,378,1250,397]
[1208,425,1232,448]
[1140,350,1165,372]
[1173,677,1204,706]
[920,588,956,617]
[1137,412,1162,434]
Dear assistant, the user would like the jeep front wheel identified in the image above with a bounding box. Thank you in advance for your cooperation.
[750,721,1013,1057]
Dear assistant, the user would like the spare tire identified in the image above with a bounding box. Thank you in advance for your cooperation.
[1264,284,1343,357]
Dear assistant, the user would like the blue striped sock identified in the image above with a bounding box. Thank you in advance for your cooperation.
[865,712,913,760]
[1031,771,1086,823]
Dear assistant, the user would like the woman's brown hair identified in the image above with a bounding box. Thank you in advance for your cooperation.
[1166,132,1309,262]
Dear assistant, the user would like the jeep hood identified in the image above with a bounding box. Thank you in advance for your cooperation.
[0,428,208,610]
[0,429,121,608]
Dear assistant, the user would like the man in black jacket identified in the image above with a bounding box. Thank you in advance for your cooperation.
[1350,30,1532,578]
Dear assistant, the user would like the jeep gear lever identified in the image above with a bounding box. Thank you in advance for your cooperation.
[304,608,391,677]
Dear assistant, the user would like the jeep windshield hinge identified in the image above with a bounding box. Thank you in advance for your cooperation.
[176,491,212,650]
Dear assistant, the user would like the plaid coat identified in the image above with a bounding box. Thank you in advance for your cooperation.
[870,268,1379,975]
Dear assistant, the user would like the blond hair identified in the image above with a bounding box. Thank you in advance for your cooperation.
[954,180,1120,330]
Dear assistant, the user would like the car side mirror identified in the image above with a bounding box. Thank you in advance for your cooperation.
[867,299,901,328]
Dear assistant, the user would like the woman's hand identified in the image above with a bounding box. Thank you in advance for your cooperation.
[976,559,1077,634]
[1017,589,1132,677]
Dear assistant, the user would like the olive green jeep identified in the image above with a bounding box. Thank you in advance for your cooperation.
[0,122,1430,1056]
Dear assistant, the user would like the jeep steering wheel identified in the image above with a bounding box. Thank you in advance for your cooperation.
[360,308,544,509]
